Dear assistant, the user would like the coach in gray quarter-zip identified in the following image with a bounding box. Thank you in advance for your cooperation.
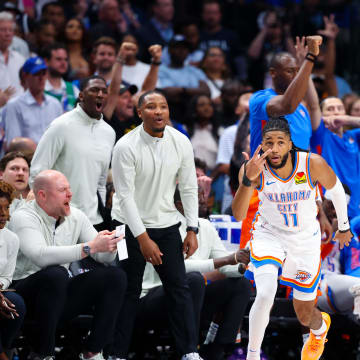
[9,170,126,360]
[29,75,115,230]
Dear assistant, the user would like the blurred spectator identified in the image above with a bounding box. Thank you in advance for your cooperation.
[119,0,145,31]
[30,19,56,56]
[89,0,128,43]
[40,1,66,33]
[2,56,62,149]
[213,92,252,213]
[106,84,139,142]
[216,80,244,127]
[93,36,117,85]
[199,46,231,102]
[0,180,25,360]
[30,75,115,229]
[9,170,126,360]
[158,35,210,122]
[7,137,37,156]
[70,0,91,30]
[60,18,90,80]
[0,151,30,210]
[247,9,295,89]
[188,94,219,171]
[199,0,241,73]
[311,96,360,220]
[0,11,25,98]
[342,93,359,114]
[181,19,204,66]
[349,97,360,117]
[137,0,174,62]
[121,34,154,91]
[42,42,80,112]
[311,15,352,99]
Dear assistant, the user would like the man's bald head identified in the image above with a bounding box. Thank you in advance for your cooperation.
[33,170,72,219]
[8,137,37,154]
[33,170,65,197]
[269,52,296,70]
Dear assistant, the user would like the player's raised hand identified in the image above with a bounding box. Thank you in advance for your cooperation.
[334,229,353,250]
[295,36,308,66]
[242,145,272,182]
[306,35,323,56]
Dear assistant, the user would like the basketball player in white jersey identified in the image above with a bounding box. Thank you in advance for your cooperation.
[232,117,353,360]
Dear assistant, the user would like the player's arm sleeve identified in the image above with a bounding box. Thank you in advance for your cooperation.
[112,142,146,237]
[29,121,64,188]
[178,138,198,228]
[9,212,82,268]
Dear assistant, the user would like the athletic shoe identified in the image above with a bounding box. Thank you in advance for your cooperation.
[181,353,203,360]
[79,353,105,360]
[349,284,360,318]
[301,312,331,360]
[27,352,54,360]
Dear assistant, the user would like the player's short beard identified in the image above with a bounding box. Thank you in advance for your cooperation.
[152,127,165,133]
[267,152,289,169]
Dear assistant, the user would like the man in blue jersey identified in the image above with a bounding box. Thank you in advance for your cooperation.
[310,96,360,220]
[249,36,322,155]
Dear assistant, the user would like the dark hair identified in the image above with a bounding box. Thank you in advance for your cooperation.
[269,52,295,70]
[194,157,207,173]
[34,18,54,33]
[186,94,219,139]
[0,151,30,172]
[199,46,231,80]
[80,75,107,91]
[58,18,89,52]
[262,116,291,138]
[40,42,67,60]
[137,90,166,108]
[0,180,16,204]
[41,1,64,15]
[94,36,118,53]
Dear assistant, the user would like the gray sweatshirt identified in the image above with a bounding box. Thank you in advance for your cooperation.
[9,200,116,280]
[112,125,198,237]
[0,227,19,289]
[29,104,115,225]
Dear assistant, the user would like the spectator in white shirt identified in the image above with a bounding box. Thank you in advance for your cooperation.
[0,11,25,99]
[110,90,201,360]
[42,42,80,112]
[30,75,115,229]
[9,170,126,360]
[2,56,63,149]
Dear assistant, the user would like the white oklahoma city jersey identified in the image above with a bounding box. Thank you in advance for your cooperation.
[256,151,318,233]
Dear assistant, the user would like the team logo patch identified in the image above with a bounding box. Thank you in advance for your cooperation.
[294,172,306,185]
[295,270,311,283]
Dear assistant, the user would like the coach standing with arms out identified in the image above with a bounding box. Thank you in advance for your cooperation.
[110,90,202,360]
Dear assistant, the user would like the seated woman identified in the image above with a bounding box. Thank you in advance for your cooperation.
[0,181,25,360]
[199,47,231,103]
[187,94,220,171]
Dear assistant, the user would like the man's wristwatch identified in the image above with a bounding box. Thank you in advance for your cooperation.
[83,244,91,255]
[186,226,199,234]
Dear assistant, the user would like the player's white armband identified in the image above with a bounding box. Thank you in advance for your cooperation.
[325,177,350,231]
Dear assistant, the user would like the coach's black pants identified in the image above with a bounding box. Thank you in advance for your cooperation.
[13,265,126,356]
[111,222,200,357]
